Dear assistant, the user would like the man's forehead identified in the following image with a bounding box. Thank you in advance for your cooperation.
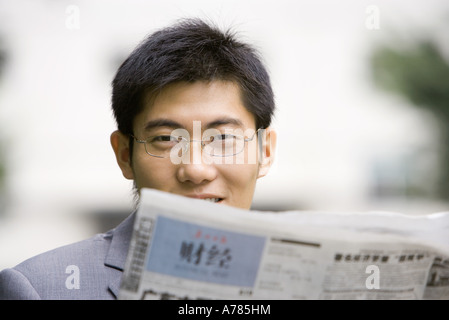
[136,80,256,131]
[144,80,242,106]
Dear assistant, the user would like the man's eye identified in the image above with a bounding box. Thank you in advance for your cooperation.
[212,134,236,141]
[149,136,182,148]
[151,135,178,142]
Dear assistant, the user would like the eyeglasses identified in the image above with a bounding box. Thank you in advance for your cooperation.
[131,128,261,158]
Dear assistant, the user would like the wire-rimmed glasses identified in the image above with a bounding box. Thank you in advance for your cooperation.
[131,128,261,159]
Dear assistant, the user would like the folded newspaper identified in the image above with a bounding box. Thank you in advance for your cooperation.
[119,188,449,300]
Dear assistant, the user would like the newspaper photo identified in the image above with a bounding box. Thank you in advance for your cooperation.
[119,188,449,300]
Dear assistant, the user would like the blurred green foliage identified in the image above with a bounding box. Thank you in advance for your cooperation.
[370,39,449,199]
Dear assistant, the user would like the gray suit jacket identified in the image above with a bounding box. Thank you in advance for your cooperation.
[0,212,135,300]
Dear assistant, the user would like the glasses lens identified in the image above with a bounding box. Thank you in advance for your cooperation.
[146,135,184,157]
[142,133,250,158]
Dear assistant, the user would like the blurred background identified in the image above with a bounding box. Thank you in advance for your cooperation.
[1,0,448,270]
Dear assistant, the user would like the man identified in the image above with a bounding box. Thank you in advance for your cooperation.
[0,18,276,299]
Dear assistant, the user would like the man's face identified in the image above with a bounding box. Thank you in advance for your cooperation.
[111,80,275,210]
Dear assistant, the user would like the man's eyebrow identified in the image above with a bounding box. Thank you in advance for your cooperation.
[143,117,245,131]
[205,117,244,129]
[143,119,184,131]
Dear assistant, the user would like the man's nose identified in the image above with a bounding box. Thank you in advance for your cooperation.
[176,140,218,184]
[176,162,218,184]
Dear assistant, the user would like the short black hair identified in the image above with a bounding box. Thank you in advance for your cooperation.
[111,18,275,136]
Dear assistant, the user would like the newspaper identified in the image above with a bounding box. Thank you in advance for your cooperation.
[119,188,449,300]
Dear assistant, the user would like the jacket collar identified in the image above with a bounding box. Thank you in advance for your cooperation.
[104,211,136,299]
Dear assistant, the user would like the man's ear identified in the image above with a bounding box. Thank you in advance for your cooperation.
[110,130,134,180]
[257,127,277,179]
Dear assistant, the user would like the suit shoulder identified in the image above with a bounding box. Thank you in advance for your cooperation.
[1,212,135,300]
[15,232,112,275]
[0,267,41,299]
[1,232,114,300]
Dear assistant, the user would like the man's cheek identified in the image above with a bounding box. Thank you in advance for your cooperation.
[225,166,258,187]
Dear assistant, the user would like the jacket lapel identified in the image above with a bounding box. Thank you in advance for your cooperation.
[104,211,136,299]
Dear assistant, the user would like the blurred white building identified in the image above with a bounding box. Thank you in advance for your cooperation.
[0,0,448,269]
